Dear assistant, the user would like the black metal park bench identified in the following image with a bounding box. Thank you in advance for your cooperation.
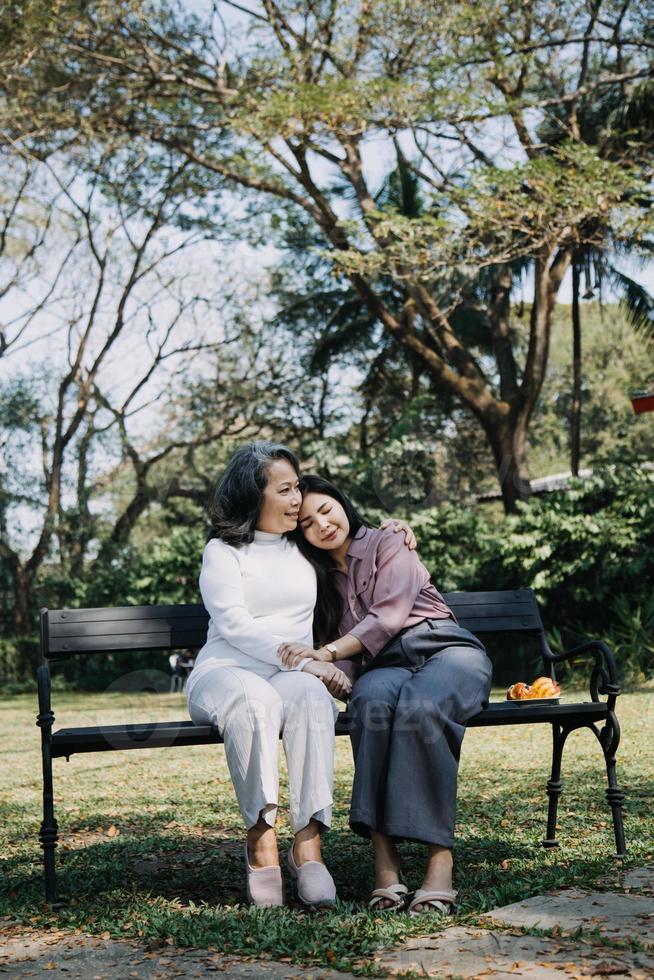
[36,589,626,904]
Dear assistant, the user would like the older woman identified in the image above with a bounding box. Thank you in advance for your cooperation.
[187,443,413,908]
[280,475,493,916]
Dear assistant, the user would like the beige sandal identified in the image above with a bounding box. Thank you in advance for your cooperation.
[408,888,457,916]
[368,882,409,913]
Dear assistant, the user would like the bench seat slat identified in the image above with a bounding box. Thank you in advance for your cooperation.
[466,701,608,726]
[50,701,608,757]
[51,721,222,756]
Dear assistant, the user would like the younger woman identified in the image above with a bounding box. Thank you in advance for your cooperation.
[280,476,492,915]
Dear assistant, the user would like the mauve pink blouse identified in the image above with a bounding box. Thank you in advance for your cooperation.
[332,526,454,665]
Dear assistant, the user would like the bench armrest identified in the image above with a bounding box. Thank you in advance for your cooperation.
[542,637,620,709]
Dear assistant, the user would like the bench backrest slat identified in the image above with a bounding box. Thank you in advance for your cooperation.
[445,590,543,634]
[41,589,543,660]
[49,619,209,640]
[47,605,206,625]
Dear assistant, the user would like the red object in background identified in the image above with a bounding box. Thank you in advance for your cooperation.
[631,392,654,414]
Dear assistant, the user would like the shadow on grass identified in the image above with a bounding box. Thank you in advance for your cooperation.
[4,827,634,911]
[3,825,651,971]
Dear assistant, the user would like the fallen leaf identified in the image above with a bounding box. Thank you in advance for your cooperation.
[592,962,629,976]
[107,825,119,838]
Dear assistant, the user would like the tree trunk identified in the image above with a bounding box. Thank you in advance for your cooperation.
[94,480,157,565]
[13,565,32,635]
[570,262,582,477]
[489,264,519,402]
[483,416,532,512]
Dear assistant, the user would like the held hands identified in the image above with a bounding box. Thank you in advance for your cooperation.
[303,660,352,700]
[379,518,417,550]
[276,642,351,698]
[277,642,330,667]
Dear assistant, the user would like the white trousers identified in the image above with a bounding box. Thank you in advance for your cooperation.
[187,665,339,833]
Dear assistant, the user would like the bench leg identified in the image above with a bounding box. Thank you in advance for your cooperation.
[40,744,59,904]
[600,712,626,857]
[542,722,570,849]
[37,664,59,904]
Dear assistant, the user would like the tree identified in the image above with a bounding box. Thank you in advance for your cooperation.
[535,74,654,475]
[2,0,653,510]
[268,159,498,507]
[526,301,654,478]
[0,145,276,647]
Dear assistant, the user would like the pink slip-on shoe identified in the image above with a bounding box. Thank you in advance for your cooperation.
[286,844,337,908]
[244,844,284,907]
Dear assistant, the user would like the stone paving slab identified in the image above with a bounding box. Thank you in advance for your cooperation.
[483,889,654,945]
[0,933,356,979]
[624,866,654,893]
[377,925,654,978]
[3,871,654,979]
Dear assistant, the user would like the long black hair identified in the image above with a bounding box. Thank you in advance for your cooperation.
[293,474,369,645]
[207,441,301,546]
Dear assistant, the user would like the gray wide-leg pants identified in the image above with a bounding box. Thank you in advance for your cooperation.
[348,620,492,847]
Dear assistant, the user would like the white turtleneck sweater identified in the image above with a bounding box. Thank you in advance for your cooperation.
[187,530,317,694]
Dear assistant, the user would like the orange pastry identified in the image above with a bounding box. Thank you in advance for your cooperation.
[506,682,530,700]
[506,677,561,700]
[530,676,561,698]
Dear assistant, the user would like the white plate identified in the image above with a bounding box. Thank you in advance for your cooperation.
[505,696,560,705]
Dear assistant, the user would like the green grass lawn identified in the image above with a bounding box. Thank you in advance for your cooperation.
[1,686,652,975]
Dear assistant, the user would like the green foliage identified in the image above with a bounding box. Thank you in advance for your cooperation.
[394,464,654,686]
[101,527,207,608]
[486,467,653,612]
[525,302,654,476]
[6,464,652,689]
[39,526,206,611]
[33,527,207,690]
[368,502,487,594]
[0,637,38,692]
[591,588,654,688]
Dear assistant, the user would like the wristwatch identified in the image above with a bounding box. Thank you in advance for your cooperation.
[325,643,339,661]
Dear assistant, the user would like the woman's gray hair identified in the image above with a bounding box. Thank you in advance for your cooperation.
[207,441,301,547]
